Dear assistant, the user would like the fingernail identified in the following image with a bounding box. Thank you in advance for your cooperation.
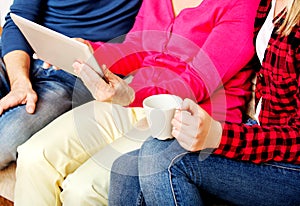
[72,62,79,67]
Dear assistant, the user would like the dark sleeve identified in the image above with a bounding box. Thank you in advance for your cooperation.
[1,0,44,57]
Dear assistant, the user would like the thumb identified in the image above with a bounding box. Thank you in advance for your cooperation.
[25,93,38,114]
[32,53,39,59]
[102,64,117,83]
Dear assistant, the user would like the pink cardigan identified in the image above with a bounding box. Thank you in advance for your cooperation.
[90,0,260,123]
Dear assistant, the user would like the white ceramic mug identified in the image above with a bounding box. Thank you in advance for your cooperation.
[143,94,183,140]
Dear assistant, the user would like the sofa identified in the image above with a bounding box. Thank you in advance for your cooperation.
[0,163,15,202]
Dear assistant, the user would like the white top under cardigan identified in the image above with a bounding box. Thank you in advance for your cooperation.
[253,0,275,124]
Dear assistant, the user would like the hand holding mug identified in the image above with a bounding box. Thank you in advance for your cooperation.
[171,98,222,151]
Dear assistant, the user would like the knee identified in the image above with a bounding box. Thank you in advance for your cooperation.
[62,168,110,206]
[0,125,30,169]
[62,174,96,205]
[139,138,185,176]
[17,126,78,176]
[16,139,43,168]
[140,137,173,156]
[111,150,139,177]
[109,150,141,205]
[110,150,139,193]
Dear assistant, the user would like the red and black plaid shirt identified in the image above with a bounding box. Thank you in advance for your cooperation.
[214,0,300,164]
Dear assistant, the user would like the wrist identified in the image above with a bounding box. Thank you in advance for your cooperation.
[212,120,222,148]
[10,76,32,90]
[121,88,135,106]
[129,89,135,105]
[205,120,223,149]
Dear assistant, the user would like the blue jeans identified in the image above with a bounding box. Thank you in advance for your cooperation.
[109,138,300,206]
[0,58,93,169]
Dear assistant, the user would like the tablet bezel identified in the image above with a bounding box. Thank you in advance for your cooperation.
[10,13,103,77]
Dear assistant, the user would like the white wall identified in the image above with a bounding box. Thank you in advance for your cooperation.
[1,0,13,26]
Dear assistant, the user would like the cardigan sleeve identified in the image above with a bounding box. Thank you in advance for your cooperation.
[189,0,260,101]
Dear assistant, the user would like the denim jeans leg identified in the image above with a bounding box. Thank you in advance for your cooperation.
[139,138,300,206]
[0,60,93,169]
[109,149,146,206]
[168,153,300,206]
[138,138,198,206]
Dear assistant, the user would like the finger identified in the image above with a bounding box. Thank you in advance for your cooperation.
[73,62,95,78]
[85,41,93,52]
[74,38,93,52]
[172,116,198,138]
[101,64,111,83]
[42,62,51,69]
[81,63,105,85]
[102,64,111,78]
[73,62,108,97]
[52,65,59,70]
[25,93,37,114]
[181,98,200,116]
[74,37,85,44]
[171,125,181,139]
[0,95,22,115]
[32,53,39,59]
[102,64,121,82]
[73,62,101,81]
[74,37,89,46]
[171,117,183,131]
[72,61,81,73]
[173,110,195,126]
[173,109,200,136]
[172,128,195,151]
[102,64,126,87]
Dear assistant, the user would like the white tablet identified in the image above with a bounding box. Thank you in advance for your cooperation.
[10,13,103,77]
